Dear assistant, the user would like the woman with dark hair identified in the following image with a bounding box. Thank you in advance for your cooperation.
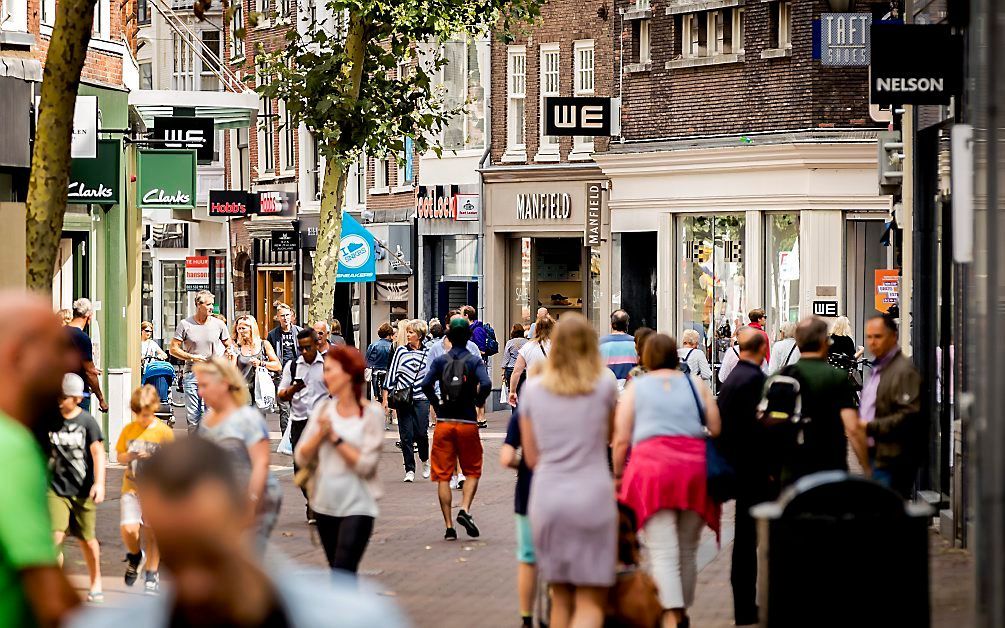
[295,346,385,574]
[613,334,722,628]
[502,324,529,394]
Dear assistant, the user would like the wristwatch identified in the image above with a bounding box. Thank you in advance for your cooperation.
[333,437,345,447]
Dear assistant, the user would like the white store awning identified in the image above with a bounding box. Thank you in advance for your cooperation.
[129,89,258,129]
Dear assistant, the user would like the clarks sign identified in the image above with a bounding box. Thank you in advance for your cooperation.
[870,23,962,105]
[136,149,197,210]
[142,189,192,205]
[68,139,120,205]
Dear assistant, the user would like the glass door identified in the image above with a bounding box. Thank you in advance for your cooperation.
[678,214,747,391]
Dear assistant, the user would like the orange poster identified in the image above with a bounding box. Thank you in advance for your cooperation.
[875,269,900,313]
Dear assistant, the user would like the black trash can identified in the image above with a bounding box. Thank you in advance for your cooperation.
[752,471,933,628]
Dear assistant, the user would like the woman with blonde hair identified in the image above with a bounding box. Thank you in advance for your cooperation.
[193,358,281,555]
[227,314,282,405]
[507,314,555,406]
[769,321,801,374]
[384,319,432,482]
[519,313,618,628]
[829,315,857,358]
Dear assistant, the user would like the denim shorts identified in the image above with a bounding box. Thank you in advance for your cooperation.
[515,514,536,564]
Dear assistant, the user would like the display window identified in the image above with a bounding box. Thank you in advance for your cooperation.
[508,236,587,332]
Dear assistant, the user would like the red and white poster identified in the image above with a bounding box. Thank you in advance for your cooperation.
[185,256,210,289]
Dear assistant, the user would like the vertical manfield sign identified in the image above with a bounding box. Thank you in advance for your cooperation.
[585,182,604,248]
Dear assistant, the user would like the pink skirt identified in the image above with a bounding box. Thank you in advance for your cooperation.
[618,436,721,539]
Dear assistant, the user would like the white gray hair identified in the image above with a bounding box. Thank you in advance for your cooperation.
[71,297,93,319]
[681,328,700,346]
[779,321,797,339]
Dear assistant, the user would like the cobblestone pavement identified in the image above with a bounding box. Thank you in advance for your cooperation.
[62,409,974,627]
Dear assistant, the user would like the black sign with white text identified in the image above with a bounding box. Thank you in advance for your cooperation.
[870,24,962,105]
[153,117,216,163]
[543,97,613,137]
[271,231,299,252]
[208,190,259,217]
[812,300,839,317]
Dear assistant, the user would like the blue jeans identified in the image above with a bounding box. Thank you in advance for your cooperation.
[183,372,206,433]
[872,464,915,500]
[397,398,430,473]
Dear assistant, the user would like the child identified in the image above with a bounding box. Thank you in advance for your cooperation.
[48,373,106,602]
[116,385,174,594]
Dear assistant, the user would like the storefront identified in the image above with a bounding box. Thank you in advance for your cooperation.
[482,167,611,339]
[416,185,481,322]
[244,189,298,335]
[595,135,891,387]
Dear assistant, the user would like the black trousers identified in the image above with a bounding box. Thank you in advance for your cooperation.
[397,400,430,473]
[315,514,375,574]
[291,419,308,501]
[731,482,777,625]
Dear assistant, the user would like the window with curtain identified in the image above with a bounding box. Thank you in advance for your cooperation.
[538,44,560,157]
[506,46,527,155]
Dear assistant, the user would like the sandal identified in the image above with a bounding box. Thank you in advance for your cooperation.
[86,591,105,604]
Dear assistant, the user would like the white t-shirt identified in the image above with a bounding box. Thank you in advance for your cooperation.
[519,339,552,371]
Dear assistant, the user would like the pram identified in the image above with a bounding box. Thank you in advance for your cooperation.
[141,359,177,428]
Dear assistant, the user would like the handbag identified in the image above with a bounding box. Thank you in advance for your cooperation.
[684,375,736,503]
[388,347,426,410]
[254,366,276,410]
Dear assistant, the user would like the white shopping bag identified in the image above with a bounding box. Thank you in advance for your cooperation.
[255,367,276,410]
[276,419,294,455]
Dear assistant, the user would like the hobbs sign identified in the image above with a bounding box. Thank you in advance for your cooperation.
[870,23,962,105]
[517,193,572,221]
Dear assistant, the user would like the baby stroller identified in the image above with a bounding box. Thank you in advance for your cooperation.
[141,359,177,428]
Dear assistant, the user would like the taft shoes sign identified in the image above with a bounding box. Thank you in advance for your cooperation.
[67,139,120,205]
[543,97,613,137]
[136,149,197,210]
[870,24,962,105]
[817,13,871,66]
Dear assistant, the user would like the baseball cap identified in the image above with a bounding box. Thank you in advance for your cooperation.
[62,373,85,398]
[449,318,470,330]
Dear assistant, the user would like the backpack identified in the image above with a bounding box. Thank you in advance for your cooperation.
[483,323,500,356]
[440,353,470,404]
[756,370,804,430]
[680,348,696,375]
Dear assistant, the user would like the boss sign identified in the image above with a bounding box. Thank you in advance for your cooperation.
[544,97,613,137]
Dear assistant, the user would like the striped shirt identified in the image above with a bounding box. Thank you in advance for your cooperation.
[385,344,430,401]
[599,333,638,386]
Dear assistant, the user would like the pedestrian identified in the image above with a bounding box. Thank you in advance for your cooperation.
[861,315,922,498]
[277,328,330,523]
[599,309,638,391]
[719,329,769,384]
[227,315,282,406]
[518,313,618,628]
[194,358,282,555]
[828,315,858,360]
[169,290,231,433]
[502,324,528,398]
[48,373,106,604]
[768,321,800,375]
[500,393,539,627]
[295,346,385,574]
[778,317,870,486]
[716,328,775,626]
[140,322,167,362]
[266,303,303,436]
[613,333,722,628]
[747,308,771,361]
[58,308,72,326]
[421,318,492,540]
[507,315,555,407]
[462,305,493,427]
[527,306,549,339]
[66,298,109,414]
[364,321,395,417]
[313,320,334,355]
[67,438,407,628]
[627,326,655,382]
[0,293,81,627]
[678,328,713,388]
[385,319,431,482]
[330,319,348,347]
[117,384,175,594]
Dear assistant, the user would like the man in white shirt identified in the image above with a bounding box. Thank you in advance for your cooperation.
[277,328,329,522]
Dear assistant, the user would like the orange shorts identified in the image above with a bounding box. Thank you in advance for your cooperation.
[430,421,483,482]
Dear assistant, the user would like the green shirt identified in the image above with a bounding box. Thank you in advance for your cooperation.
[0,412,58,628]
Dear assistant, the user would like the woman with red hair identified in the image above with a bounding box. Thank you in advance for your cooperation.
[295,345,385,574]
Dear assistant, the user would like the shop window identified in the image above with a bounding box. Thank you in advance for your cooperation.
[142,256,154,335]
[765,214,800,343]
[443,236,478,277]
[161,261,186,344]
[508,237,533,329]
[505,46,527,159]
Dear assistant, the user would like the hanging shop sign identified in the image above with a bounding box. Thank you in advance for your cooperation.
[585,182,604,248]
[543,96,613,137]
[153,116,215,164]
[136,149,197,209]
[208,190,259,217]
[815,13,872,66]
[336,212,376,283]
[184,256,209,289]
[516,192,572,221]
[299,213,320,249]
[455,193,480,222]
[812,300,839,317]
[372,224,413,276]
[870,24,962,105]
[272,230,299,252]
[72,96,99,159]
[258,190,297,217]
[875,269,899,313]
[68,139,120,205]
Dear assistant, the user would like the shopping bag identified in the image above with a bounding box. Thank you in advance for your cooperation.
[276,418,293,455]
[255,367,276,410]
[500,384,508,405]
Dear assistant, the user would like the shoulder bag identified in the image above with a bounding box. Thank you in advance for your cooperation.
[684,375,736,503]
[389,348,426,410]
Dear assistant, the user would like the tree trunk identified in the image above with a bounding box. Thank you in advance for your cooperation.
[25,0,98,290]
[306,13,367,323]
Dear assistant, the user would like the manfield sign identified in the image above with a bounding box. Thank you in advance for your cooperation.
[137,149,197,210]
[870,23,962,105]
[68,139,120,205]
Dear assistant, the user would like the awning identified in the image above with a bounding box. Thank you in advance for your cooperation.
[129,89,258,129]
[0,52,42,81]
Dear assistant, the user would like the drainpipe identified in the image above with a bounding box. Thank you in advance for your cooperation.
[477,36,492,324]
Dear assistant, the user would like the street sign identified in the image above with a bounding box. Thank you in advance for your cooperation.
[812,300,839,317]
[153,117,215,164]
[185,256,209,290]
[818,13,872,66]
[543,97,613,137]
[136,149,197,209]
[271,230,299,252]
[68,139,120,205]
[208,190,258,217]
[870,24,962,105]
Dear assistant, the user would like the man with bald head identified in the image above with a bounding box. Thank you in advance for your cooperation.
[0,292,81,627]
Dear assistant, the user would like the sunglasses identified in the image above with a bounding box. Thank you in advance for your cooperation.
[142,328,153,333]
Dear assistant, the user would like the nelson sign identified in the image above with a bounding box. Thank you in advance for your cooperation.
[870,23,962,105]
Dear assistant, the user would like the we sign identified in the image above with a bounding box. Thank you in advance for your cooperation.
[544,97,613,137]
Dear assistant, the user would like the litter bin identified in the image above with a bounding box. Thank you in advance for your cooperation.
[752,471,933,628]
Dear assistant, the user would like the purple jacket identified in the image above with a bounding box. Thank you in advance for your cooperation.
[470,320,487,353]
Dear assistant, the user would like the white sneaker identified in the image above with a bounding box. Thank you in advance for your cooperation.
[449,475,459,490]
[456,473,466,490]
[422,462,431,479]
[404,471,415,483]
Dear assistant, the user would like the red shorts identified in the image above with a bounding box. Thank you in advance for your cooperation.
[430,421,483,482]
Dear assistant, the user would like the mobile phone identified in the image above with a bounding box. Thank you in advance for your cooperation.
[293,378,305,386]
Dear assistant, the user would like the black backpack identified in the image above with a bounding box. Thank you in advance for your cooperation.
[483,323,500,356]
[440,353,470,404]
[680,348,696,375]
[756,369,804,430]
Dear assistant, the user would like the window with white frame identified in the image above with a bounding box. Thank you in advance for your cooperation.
[373,155,389,191]
[776,1,791,49]
[440,38,488,152]
[137,0,150,24]
[572,40,595,155]
[41,0,56,27]
[634,0,650,8]
[200,30,222,91]
[395,148,407,189]
[682,9,743,58]
[92,0,110,38]
[346,157,365,207]
[172,33,196,90]
[257,73,276,174]
[1,0,28,32]
[255,0,268,23]
[538,44,560,158]
[279,100,295,172]
[231,1,245,59]
[633,19,651,64]
[139,63,153,90]
[506,46,526,156]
